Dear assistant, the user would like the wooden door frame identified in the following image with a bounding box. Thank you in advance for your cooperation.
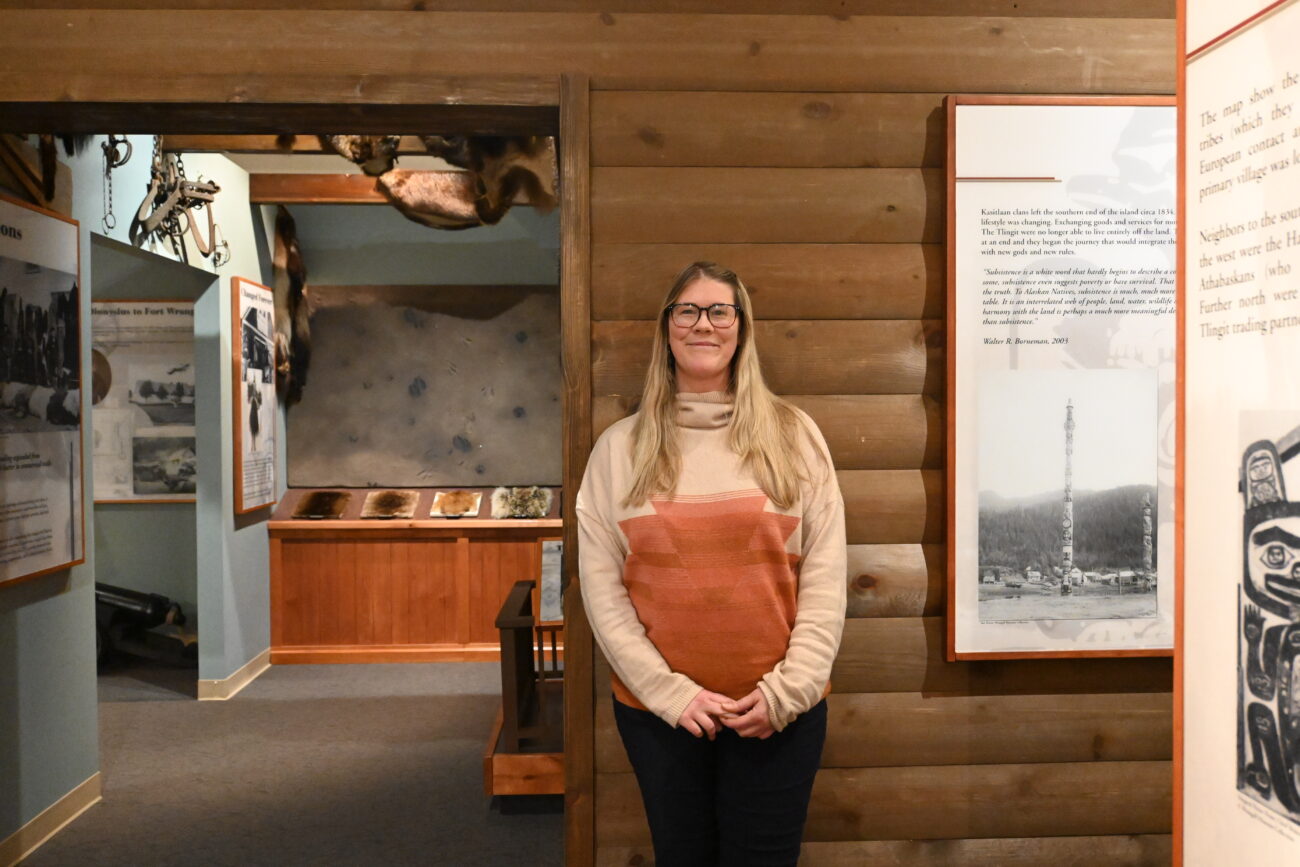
[0,72,596,867]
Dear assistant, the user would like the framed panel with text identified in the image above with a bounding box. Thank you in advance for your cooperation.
[0,193,86,586]
[232,276,277,514]
[90,300,196,503]
[947,96,1177,659]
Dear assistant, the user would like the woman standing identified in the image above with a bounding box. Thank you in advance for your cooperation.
[577,261,846,866]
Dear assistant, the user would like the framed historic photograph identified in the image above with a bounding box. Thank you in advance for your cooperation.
[0,193,86,586]
[946,96,1176,659]
[91,300,196,503]
[231,276,277,514]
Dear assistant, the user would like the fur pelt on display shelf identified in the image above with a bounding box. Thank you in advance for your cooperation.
[291,490,351,520]
[432,489,481,517]
[491,486,553,519]
[360,490,418,520]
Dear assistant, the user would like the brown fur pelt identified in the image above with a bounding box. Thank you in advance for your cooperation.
[376,169,483,230]
[436,489,480,517]
[361,490,419,520]
[421,135,558,224]
[292,490,351,520]
[272,206,311,405]
[318,135,402,176]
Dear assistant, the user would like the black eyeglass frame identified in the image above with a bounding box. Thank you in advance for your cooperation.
[663,302,743,328]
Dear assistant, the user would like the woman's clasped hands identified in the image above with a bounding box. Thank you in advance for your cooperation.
[678,687,775,740]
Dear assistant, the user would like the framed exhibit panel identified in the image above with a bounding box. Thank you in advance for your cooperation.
[1180,0,1300,861]
[232,276,277,514]
[947,96,1176,660]
[90,300,196,502]
[0,193,85,585]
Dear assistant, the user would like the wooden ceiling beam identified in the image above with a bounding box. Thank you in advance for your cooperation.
[161,135,433,155]
[248,172,534,206]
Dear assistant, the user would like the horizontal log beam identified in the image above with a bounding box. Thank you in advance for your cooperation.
[592,167,942,244]
[593,620,1172,697]
[0,13,1176,102]
[845,542,944,617]
[162,134,432,154]
[0,2,1178,18]
[593,92,944,168]
[591,320,943,397]
[595,691,1171,773]
[839,469,942,545]
[596,760,1171,844]
[591,394,942,471]
[591,243,943,321]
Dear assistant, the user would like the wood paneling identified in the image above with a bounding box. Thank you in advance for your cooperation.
[591,394,942,471]
[593,92,944,168]
[595,690,1170,773]
[592,167,941,244]
[829,617,1174,695]
[846,542,944,617]
[594,629,1173,699]
[596,760,1171,845]
[0,2,1178,18]
[591,320,942,397]
[839,469,942,545]
[597,834,1173,866]
[591,243,943,321]
[0,13,1175,96]
[275,537,459,647]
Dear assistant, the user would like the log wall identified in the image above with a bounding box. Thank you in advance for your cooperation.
[0,2,1176,864]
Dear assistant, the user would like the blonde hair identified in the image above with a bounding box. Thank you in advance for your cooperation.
[623,261,807,509]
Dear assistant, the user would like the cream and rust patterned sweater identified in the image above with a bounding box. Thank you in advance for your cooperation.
[576,391,847,732]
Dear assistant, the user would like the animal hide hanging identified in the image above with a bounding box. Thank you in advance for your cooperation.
[375,169,483,230]
[318,135,402,176]
[421,135,559,225]
[272,205,312,406]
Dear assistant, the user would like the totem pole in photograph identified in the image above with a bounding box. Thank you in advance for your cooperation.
[1061,399,1075,595]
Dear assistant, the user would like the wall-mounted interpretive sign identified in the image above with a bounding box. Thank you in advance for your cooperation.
[947,97,1176,659]
[232,276,277,514]
[1182,0,1300,860]
[0,194,85,586]
[91,300,195,502]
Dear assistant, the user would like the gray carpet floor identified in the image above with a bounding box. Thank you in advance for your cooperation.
[23,661,563,866]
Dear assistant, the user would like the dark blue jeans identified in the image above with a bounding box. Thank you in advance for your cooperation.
[612,697,827,867]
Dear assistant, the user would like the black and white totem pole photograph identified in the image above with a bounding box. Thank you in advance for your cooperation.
[977,368,1159,623]
[1238,414,1300,827]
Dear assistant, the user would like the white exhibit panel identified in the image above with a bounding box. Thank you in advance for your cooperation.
[1183,0,1300,859]
[0,195,85,584]
[232,277,277,514]
[90,301,196,502]
[950,100,1176,658]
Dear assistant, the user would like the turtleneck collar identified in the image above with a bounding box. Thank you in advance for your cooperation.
[675,391,734,430]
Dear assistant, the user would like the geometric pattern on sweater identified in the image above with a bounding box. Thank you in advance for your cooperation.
[613,489,802,705]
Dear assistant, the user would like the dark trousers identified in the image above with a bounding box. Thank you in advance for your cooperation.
[612,697,827,867]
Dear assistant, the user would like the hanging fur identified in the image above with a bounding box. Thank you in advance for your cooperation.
[318,135,402,176]
[421,135,558,224]
[272,206,312,405]
[376,169,483,230]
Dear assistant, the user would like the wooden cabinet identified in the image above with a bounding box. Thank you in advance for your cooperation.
[269,519,562,664]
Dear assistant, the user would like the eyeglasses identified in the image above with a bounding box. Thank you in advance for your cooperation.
[665,302,741,329]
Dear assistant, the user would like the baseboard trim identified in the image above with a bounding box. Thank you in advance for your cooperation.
[271,643,502,664]
[198,647,271,701]
[0,772,102,867]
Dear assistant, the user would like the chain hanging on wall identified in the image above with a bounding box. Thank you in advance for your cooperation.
[129,136,229,266]
[100,134,131,232]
